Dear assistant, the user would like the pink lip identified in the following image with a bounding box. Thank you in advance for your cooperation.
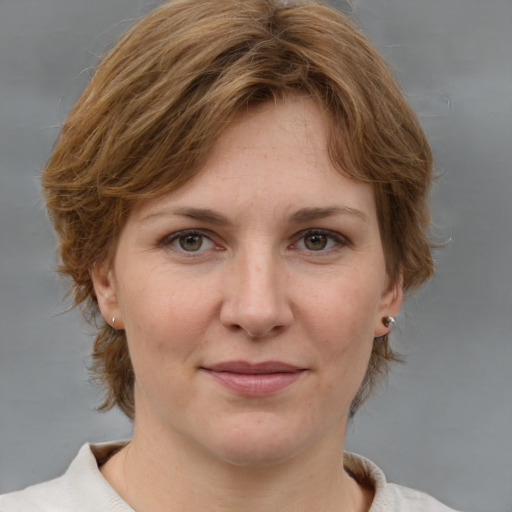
[201,361,305,396]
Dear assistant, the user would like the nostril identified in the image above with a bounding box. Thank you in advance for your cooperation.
[219,265,294,338]
[234,322,287,340]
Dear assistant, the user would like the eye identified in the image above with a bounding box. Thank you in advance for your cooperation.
[162,230,215,253]
[303,233,331,251]
[177,233,207,252]
[293,229,346,252]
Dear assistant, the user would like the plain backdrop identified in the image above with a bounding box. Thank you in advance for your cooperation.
[0,1,511,511]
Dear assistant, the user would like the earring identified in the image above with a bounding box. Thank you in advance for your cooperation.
[383,316,395,328]
[112,317,116,325]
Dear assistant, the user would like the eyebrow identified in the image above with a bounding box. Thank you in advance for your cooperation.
[139,205,368,226]
[139,207,231,225]
[288,206,368,224]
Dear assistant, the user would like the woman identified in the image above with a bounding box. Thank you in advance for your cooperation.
[0,0,460,510]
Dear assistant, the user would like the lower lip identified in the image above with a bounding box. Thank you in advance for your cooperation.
[203,370,304,396]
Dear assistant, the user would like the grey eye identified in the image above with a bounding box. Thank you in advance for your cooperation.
[177,234,204,252]
[303,233,329,251]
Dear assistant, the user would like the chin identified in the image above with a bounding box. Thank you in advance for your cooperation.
[201,413,321,468]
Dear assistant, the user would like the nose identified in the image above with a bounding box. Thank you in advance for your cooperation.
[220,250,294,339]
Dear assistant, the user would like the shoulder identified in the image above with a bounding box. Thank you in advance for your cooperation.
[383,483,463,512]
[344,452,464,512]
[0,471,80,512]
[0,442,131,512]
[0,474,68,512]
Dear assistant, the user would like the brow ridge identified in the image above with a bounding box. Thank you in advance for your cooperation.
[288,206,368,224]
[139,205,367,226]
[139,207,231,225]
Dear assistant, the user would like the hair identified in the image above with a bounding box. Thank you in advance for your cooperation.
[42,0,434,419]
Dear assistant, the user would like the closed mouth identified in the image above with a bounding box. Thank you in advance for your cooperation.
[202,360,303,374]
[200,361,306,396]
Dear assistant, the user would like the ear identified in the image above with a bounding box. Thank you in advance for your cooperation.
[90,263,124,330]
[374,274,403,338]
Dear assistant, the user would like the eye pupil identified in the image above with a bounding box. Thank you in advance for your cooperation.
[179,234,203,251]
[305,234,328,250]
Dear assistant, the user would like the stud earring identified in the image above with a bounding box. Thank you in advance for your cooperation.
[112,317,116,325]
[383,316,395,328]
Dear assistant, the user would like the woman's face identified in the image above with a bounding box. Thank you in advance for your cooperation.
[93,97,402,467]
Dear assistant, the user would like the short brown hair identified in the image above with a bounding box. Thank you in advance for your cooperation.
[42,0,434,419]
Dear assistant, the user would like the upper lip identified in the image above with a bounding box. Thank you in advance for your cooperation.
[203,361,303,374]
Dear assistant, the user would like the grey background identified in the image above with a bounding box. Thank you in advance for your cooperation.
[0,1,511,510]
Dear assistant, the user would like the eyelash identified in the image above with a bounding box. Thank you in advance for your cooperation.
[160,230,218,255]
[159,228,349,256]
[291,229,349,253]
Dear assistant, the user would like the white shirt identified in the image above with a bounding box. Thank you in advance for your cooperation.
[0,442,462,511]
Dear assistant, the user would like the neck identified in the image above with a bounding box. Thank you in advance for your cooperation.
[101,420,373,512]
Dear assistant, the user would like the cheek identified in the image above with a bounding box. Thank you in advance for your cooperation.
[118,276,215,412]
[305,273,383,340]
[316,317,375,413]
[302,273,381,380]
[118,272,218,365]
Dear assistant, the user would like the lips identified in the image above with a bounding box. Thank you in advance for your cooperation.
[206,360,302,374]
[201,360,305,396]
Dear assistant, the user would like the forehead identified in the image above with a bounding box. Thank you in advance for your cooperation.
[129,97,377,226]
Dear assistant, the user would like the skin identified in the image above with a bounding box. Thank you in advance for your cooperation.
[93,97,402,512]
